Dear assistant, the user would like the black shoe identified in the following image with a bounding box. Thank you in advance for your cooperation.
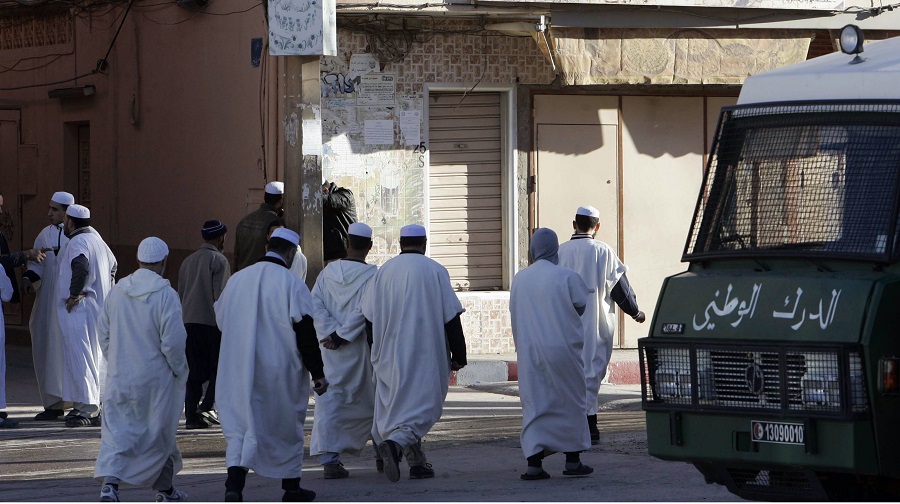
[409,463,434,480]
[563,463,594,476]
[376,440,402,483]
[375,459,384,473]
[34,408,64,421]
[282,488,316,502]
[185,418,210,430]
[224,491,243,502]
[590,432,600,446]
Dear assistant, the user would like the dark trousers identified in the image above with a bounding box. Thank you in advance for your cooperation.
[184,324,221,422]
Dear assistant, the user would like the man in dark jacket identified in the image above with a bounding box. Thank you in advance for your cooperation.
[234,182,284,272]
[322,181,357,263]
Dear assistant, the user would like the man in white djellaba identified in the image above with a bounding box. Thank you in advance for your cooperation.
[361,224,467,483]
[21,191,74,421]
[94,237,189,503]
[310,222,383,479]
[215,228,329,502]
[558,205,646,445]
[510,227,594,480]
[56,204,118,428]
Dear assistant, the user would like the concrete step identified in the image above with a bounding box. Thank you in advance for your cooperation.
[452,349,641,386]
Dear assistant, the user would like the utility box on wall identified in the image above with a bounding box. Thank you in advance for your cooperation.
[268,0,337,56]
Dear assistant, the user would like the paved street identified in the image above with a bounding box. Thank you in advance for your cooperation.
[1,345,739,502]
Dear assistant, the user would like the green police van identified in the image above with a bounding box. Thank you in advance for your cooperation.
[639,26,900,500]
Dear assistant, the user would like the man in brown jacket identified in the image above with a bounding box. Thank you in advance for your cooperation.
[233,182,284,271]
[177,220,231,429]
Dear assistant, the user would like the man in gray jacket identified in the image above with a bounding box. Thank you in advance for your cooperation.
[177,220,231,429]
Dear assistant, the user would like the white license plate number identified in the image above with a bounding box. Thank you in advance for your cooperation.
[751,420,805,445]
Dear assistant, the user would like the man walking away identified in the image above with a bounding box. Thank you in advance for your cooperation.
[558,205,646,445]
[22,191,74,421]
[56,204,117,428]
[234,181,284,271]
[511,228,594,480]
[215,228,328,502]
[95,237,189,502]
[361,224,467,483]
[310,222,383,479]
[178,220,231,429]
[322,181,357,263]
[0,261,15,427]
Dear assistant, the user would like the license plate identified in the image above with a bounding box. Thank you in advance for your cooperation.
[751,420,805,445]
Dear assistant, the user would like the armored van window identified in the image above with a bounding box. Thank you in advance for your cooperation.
[685,101,900,263]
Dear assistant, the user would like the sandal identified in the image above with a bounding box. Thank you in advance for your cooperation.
[562,463,594,476]
[65,415,101,427]
[0,417,19,428]
[520,470,551,480]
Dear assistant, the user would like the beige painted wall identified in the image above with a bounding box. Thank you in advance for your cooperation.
[620,95,706,347]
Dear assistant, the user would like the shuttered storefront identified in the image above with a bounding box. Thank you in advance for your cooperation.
[428,92,503,291]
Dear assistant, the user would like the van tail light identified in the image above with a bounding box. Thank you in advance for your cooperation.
[881,357,900,395]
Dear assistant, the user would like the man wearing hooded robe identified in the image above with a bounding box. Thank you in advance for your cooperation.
[510,227,594,480]
[310,222,383,479]
[95,237,189,503]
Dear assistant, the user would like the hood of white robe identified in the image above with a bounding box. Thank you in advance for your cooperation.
[117,268,171,302]
[319,260,377,309]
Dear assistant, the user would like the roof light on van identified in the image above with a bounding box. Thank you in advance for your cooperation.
[839,24,865,63]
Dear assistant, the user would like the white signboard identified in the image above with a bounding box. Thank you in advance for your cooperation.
[398,110,421,147]
[357,73,397,107]
[268,0,336,56]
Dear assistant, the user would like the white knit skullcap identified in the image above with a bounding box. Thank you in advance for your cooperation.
[576,205,600,218]
[137,237,169,263]
[264,181,285,195]
[271,227,300,246]
[66,204,90,219]
[348,222,372,239]
[51,192,75,206]
[400,224,426,238]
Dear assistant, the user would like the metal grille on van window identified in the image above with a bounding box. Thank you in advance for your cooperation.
[684,101,900,262]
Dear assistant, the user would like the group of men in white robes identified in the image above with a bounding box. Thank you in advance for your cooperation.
[18,193,118,429]
[510,205,645,479]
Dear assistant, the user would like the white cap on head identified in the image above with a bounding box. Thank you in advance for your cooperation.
[271,227,300,246]
[137,237,169,263]
[51,192,75,206]
[400,224,426,238]
[576,205,600,219]
[264,181,285,195]
[348,222,372,239]
[66,204,90,219]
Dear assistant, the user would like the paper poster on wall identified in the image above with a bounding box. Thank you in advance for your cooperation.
[302,119,322,155]
[347,54,381,80]
[398,110,421,147]
[364,120,394,145]
[357,73,396,107]
[268,0,337,56]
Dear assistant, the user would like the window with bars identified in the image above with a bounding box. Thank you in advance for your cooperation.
[685,102,900,262]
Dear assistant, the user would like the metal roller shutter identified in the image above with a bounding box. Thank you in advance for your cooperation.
[428,92,503,291]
